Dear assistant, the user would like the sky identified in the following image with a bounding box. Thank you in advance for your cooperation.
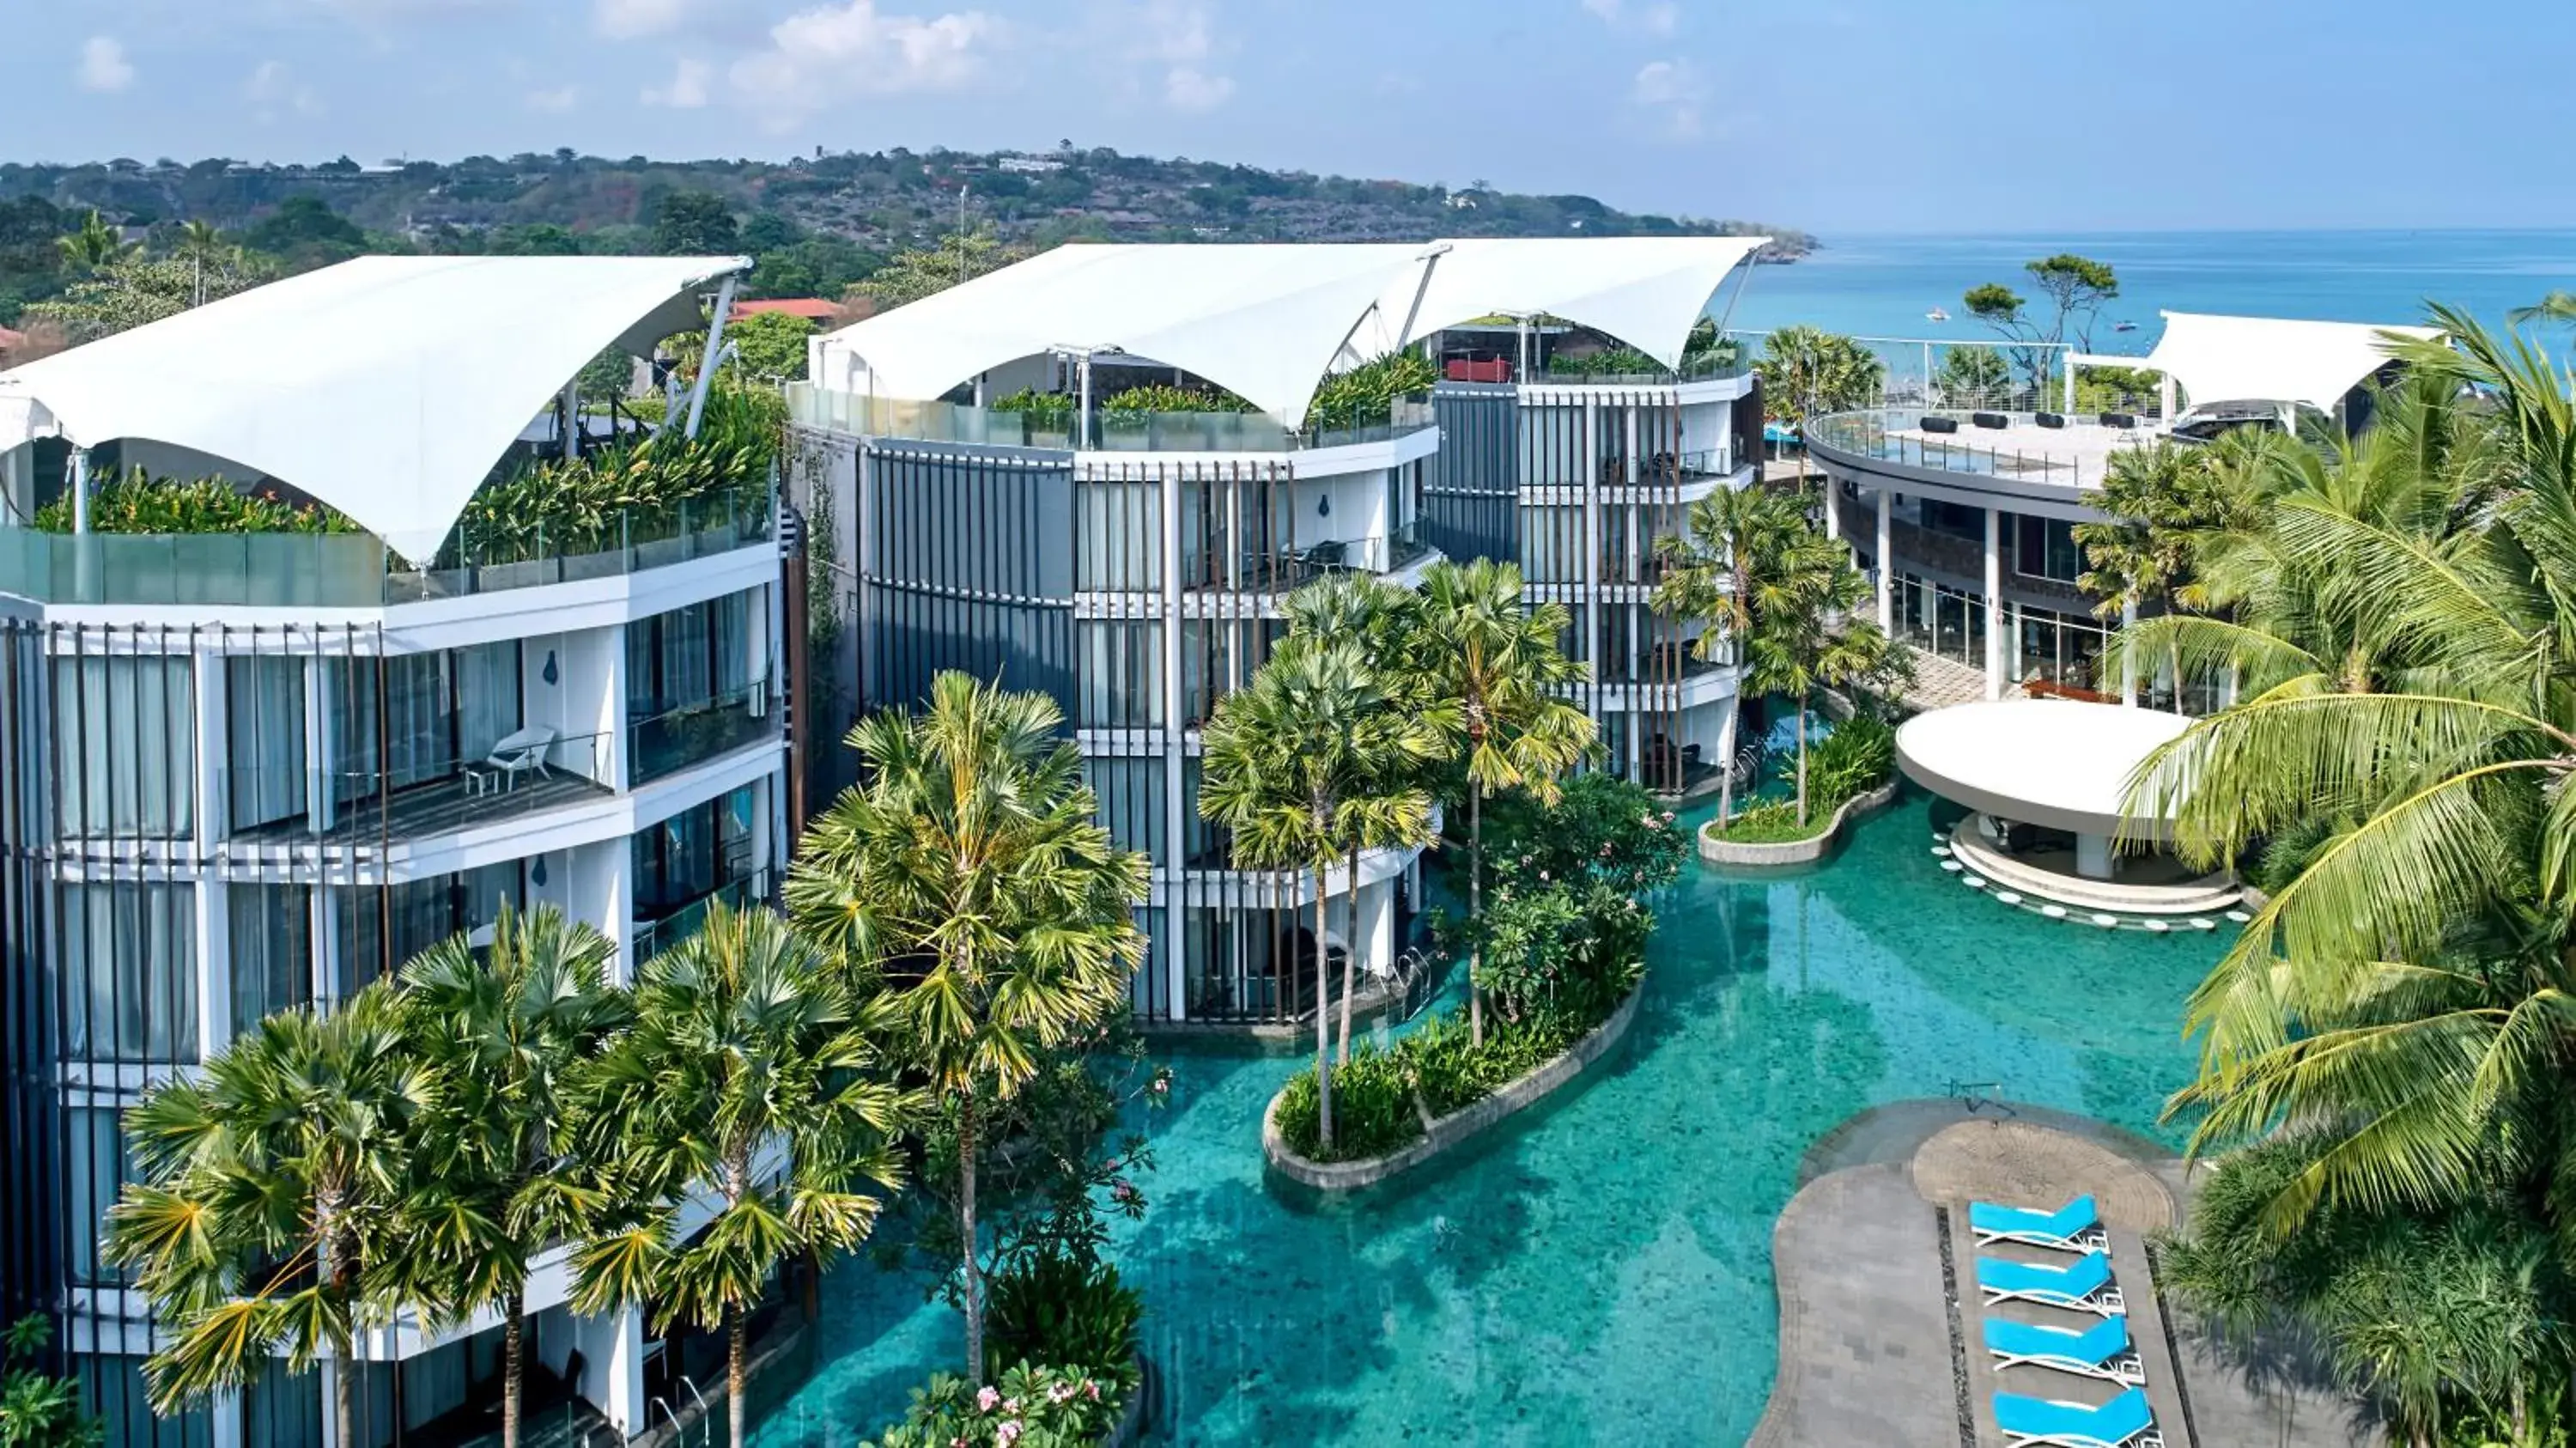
[7,0,2574,235]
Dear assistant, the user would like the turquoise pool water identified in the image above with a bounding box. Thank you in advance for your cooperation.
[752,792,2221,1445]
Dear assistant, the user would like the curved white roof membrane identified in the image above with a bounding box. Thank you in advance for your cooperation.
[1376,236,1768,368]
[2142,311,2440,412]
[0,254,748,563]
[811,237,1770,425]
[1897,699,2194,838]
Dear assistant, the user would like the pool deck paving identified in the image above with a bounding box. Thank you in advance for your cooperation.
[1753,1107,2366,1448]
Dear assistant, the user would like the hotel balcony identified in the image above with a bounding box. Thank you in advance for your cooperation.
[1803,407,2165,495]
[787,382,1437,456]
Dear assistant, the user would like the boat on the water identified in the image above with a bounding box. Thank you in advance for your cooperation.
[2112,319,2139,332]
[1925,307,1950,322]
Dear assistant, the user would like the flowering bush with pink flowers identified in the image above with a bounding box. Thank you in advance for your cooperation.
[862,1361,1127,1448]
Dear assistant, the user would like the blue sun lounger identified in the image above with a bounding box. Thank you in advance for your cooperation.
[1983,1315,2144,1385]
[1976,1250,2124,1316]
[1994,1385,2163,1447]
[1971,1194,2107,1252]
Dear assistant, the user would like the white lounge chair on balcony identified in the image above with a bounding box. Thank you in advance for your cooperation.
[479,725,556,794]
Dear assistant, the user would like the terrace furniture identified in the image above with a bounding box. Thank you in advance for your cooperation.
[1972,411,2010,429]
[1976,1251,2125,1317]
[483,725,557,793]
[1300,539,1348,576]
[2100,411,2138,429]
[1982,1317,2145,1386]
[1993,1386,2163,1448]
[1920,416,1960,434]
[2035,411,2067,429]
[1971,1194,2107,1253]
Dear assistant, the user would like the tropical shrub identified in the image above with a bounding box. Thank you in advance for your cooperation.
[0,1315,100,1447]
[1306,350,1437,433]
[1481,773,1687,897]
[34,468,357,534]
[1547,345,1665,379]
[864,1362,1127,1448]
[990,386,1076,429]
[985,1249,1142,1383]
[445,384,775,563]
[1100,381,1254,415]
[1800,712,1895,810]
[1273,1044,1420,1161]
[1706,799,1820,844]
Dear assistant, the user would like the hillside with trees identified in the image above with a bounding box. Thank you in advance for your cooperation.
[0,147,1814,332]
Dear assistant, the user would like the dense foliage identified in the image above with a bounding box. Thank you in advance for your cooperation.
[1480,770,1690,896]
[1099,381,1255,415]
[1306,350,1438,433]
[449,386,776,562]
[985,1248,1144,1384]
[862,1363,1127,1448]
[0,1316,100,1447]
[33,468,355,534]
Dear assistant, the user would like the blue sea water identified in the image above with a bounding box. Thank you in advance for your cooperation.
[752,796,2219,1446]
[1724,228,2576,350]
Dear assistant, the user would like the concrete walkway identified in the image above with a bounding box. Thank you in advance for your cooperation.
[1753,1104,2365,1448]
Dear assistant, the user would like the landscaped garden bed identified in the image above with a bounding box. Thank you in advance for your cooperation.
[1699,711,1899,867]
[1260,773,1684,1189]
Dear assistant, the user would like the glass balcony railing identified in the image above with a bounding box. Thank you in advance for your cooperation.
[632,868,771,964]
[1180,521,1436,593]
[0,496,774,609]
[1803,409,2133,488]
[1534,351,1753,386]
[217,728,616,847]
[628,682,779,786]
[788,384,1436,454]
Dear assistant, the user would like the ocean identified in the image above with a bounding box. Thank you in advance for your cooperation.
[1721,228,2576,360]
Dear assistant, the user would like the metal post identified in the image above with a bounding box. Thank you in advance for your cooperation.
[562,379,579,460]
[2063,351,2077,414]
[69,447,89,533]
[1875,487,1893,633]
[683,274,740,440]
[2121,597,2140,706]
[1077,351,1094,450]
[1983,506,2004,701]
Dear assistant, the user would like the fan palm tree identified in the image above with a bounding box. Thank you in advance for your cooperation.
[1754,325,1885,492]
[785,672,1145,1385]
[1651,484,1820,824]
[1280,575,1450,1062]
[1392,559,1594,1047]
[383,904,628,1448]
[1741,538,1889,826]
[174,221,229,307]
[2126,307,2576,1240]
[571,902,908,1448]
[54,210,135,271]
[1200,637,1434,1135]
[2508,290,2576,329]
[103,983,427,1448]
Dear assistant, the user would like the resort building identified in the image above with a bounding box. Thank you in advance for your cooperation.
[0,257,792,1445]
[789,237,1766,1027]
[1807,312,2434,709]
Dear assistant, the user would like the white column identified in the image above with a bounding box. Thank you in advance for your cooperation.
[1159,464,1188,1020]
[2159,373,2176,423]
[2075,833,2115,879]
[1874,487,1893,633]
[196,878,230,1060]
[1983,507,2004,700]
[1822,478,1838,541]
[2121,598,2140,707]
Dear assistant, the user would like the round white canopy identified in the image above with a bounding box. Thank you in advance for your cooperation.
[1896,699,2192,838]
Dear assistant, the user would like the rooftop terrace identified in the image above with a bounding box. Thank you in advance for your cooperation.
[1805,408,2166,491]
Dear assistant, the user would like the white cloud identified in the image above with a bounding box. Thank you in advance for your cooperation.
[245,60,324,120]
[1582,0,1680,36]
[1631,57,1707,138]
[77,36,136,94]
[727,0,1001,126]
[641,57,712,108]
[526,84,580,113]
[1163,66,1233,113]
[593,0,689,39]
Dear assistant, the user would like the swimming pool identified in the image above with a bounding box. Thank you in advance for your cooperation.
[752,791,2220,1445]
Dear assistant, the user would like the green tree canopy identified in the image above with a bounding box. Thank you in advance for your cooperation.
[649,189,740,255]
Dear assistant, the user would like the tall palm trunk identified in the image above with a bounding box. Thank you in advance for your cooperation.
[502,1289,524,1448]
[726,1303,748,1448]
[1717,704,1736,828]
[1312,867,1334,1148]
[959,1092,987,1384]
[1337,842,1361,1064]
[1468,784,1485,1049]
[324,1214,355,1448]
[1794,695,1811,826]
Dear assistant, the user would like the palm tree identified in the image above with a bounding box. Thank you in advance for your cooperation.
[1651,485,1818,824]
[1754,325,1885,492]
[175,220,228,307]
[2508,290,2576,329]
[1280,575,1449,1062]
[571,902,908,1448]
[785,672,1145,1385]
[1407,559,1595,1046]
[103,983,426,1448]
[2125,307,2576,1239]
[54,210,134,271]
[385,904,627,1448]
[1735,532,1889,826]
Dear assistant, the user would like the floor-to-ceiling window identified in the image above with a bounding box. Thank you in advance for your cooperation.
[628,591,765,782]
[631,786,760,959]
[328,643,522,807]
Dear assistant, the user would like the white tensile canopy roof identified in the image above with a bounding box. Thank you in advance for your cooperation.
[0,254,748,563]
[811,236,1770,426]
[2140,311,2442,412]
[1897,699,2194,839]
[1365,236,1767,368]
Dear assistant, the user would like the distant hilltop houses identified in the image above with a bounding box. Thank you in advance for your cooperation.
[0,149,1817,265]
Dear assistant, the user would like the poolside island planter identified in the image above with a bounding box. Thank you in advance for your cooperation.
[1697,778,1899,868]
[1260,974,1645,1191]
